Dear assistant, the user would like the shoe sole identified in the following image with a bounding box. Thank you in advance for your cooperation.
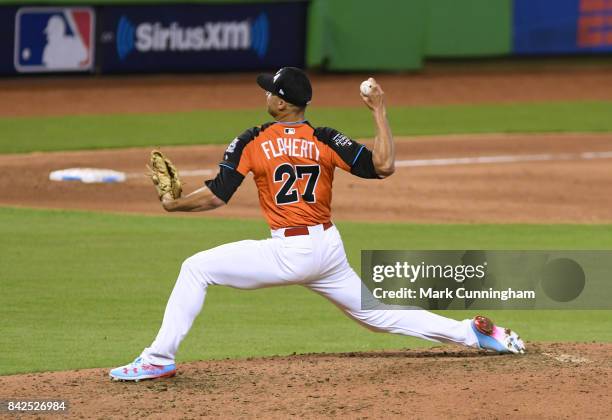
[110,370,176,382]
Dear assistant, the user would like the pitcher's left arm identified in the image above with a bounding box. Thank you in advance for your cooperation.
[161,187,224,212]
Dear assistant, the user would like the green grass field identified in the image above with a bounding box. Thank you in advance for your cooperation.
[1,101,612,153]
[1,207,611,375]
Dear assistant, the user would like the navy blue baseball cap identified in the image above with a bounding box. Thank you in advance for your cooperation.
[257,67,312,107]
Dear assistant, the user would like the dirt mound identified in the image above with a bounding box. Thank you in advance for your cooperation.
[1,343,609,419]
[2,133,612,223]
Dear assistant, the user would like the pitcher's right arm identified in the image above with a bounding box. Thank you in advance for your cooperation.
[360,77,395,178]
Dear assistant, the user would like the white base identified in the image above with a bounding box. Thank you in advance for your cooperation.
[49,168,126,183]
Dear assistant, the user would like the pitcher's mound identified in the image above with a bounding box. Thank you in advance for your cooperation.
[1,342,610,418]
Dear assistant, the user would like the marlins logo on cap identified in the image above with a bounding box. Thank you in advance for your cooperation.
[256,67,312,107]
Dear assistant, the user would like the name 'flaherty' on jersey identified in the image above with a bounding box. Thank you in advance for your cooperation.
[260,137,321,161]
[204,121,380,229]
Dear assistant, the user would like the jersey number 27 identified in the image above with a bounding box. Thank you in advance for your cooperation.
[274,164,320,205]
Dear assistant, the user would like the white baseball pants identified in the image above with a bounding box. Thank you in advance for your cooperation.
[141,224,479,365]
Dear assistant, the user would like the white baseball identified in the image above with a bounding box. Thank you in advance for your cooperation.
[360,80,373,96]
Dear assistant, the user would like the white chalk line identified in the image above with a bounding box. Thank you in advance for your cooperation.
[127,151,612,178]
[394,151,612,168]
[127,169,215,179]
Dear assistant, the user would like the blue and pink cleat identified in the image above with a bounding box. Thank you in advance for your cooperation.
[109,357,176,382]
[472,315,526,354]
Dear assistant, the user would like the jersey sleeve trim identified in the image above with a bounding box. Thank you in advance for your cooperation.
[351,145,366,166]
[219,162,236,171]
[350,147,381,179]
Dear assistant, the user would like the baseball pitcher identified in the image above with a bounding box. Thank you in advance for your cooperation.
[110,67,525,381]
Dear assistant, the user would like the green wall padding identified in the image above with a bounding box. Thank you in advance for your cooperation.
[307,0,427,71]
[307,0,512,71]
[426,0,512,57]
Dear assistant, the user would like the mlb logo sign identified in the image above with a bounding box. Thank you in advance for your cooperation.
[14,7,95,73]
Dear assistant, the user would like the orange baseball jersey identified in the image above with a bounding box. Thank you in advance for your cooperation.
[205,121,380,229]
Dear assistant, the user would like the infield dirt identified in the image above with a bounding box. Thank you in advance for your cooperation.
[2,133,612,223]
[1,343,610,419]
[2,64,612,116]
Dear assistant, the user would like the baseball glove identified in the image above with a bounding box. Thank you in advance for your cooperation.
[148,149,182,200]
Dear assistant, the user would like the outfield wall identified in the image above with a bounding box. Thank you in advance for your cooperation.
[514,0,612,54]
[308,0,612,70]
[306,0,512,71]
[425,0,512,57]
[306,0,428,71]
[1,0,611,75]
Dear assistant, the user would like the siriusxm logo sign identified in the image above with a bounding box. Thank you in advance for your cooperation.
[116,13,269,60]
